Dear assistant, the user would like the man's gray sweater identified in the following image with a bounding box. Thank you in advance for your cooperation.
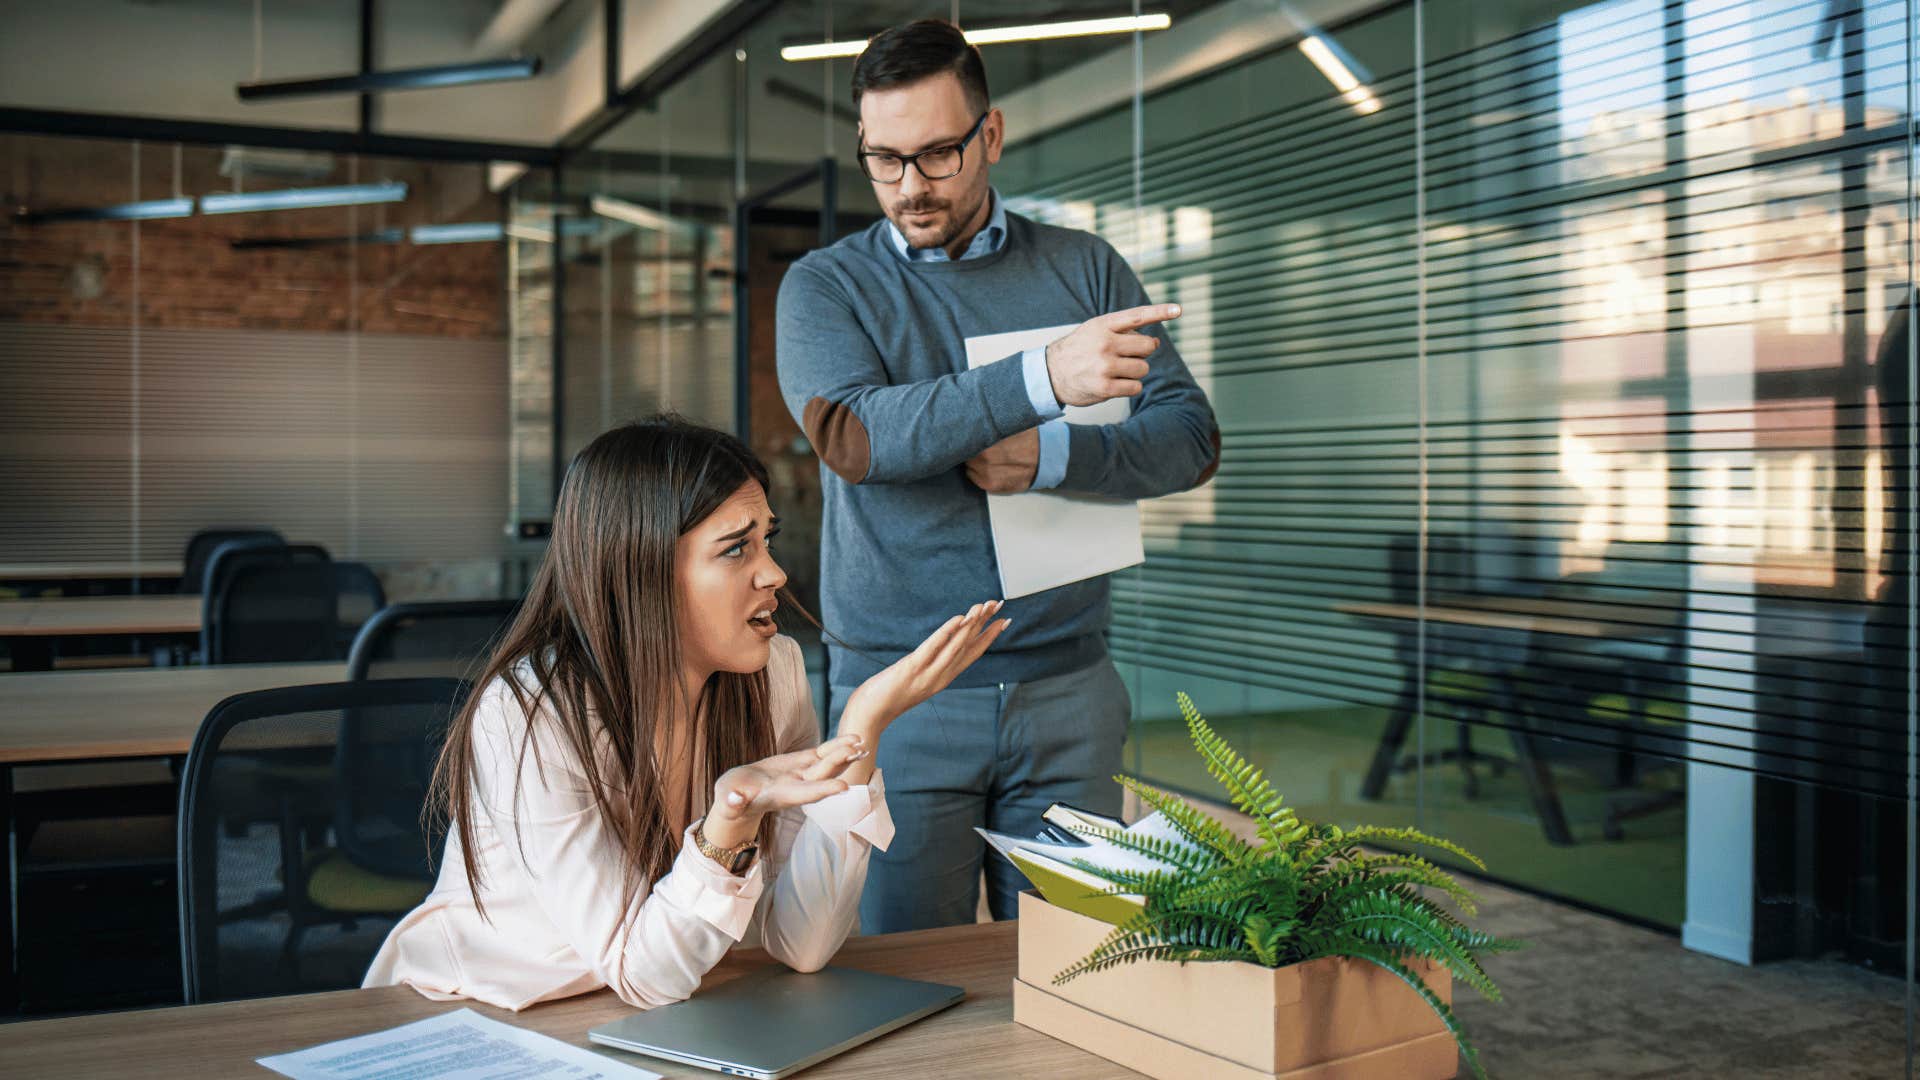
[776,209,1220,688]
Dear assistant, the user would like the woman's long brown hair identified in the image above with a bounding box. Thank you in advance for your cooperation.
[432,416,779,918]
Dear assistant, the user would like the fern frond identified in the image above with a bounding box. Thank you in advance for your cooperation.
[1116,775,1252,863]
[1053,942,1255,983]
[1341,825,1488,872]
[1178,693,1305,851]
[1061,820,1221,877]
[1333,890,1502,1002]
[1063,861,1194,898]
[1343,852,1481,915]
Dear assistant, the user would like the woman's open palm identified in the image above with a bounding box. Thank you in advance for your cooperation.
[712,734,869,820]
[843,600,1009,736]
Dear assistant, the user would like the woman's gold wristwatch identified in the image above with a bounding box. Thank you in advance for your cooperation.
[692,817,759,875]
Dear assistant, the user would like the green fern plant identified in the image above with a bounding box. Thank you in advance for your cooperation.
[1053,692,1522,1080]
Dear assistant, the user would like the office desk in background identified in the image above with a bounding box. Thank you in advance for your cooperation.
[0,660,345,1014]
[0,594,203,671]
[0,921,1138,1079]
[1336,595,1682,847]
[0,562,184,583]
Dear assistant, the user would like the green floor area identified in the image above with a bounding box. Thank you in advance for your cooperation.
[1121,705,1687,929]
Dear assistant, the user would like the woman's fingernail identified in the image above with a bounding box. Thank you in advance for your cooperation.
[726,791,744,806]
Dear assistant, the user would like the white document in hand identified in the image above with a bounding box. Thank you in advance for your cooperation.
[964,325,1145,599]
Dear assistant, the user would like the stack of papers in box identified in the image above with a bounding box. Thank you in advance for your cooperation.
[978,804,1195,926]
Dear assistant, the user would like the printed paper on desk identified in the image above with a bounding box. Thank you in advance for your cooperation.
[258,1008,662,1080]
[965,325,1144,599]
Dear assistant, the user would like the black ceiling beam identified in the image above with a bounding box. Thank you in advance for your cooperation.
[234,58,543,101]
[559,0,781,152]
[0,107,558,166]
[604,0,622,107]
[359,0,377,133]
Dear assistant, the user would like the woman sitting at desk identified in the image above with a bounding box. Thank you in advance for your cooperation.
[366,416,1006,1010]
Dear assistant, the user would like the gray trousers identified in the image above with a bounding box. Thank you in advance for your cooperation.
[827,656,1131,933]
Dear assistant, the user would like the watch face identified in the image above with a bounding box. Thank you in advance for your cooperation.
[728,847,757,874]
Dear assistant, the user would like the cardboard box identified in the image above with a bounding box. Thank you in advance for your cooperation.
[1014,890,1457,1079]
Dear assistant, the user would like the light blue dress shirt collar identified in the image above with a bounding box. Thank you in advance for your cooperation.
[885,188,1009,263]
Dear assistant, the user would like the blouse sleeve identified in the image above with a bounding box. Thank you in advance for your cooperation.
[469,680,776,1010]
[758,638,894,972]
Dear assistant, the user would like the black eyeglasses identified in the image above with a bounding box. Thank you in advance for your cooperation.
[857,112,990,184]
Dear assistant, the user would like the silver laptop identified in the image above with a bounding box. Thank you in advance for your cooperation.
[588,966,965,1079]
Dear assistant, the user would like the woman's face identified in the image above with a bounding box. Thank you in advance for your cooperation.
[675,479,786,678]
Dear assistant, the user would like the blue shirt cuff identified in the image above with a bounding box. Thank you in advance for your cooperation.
[1031,420,1070,490]
[1021,346,1065,420]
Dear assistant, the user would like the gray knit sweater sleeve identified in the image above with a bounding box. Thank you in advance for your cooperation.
[1058,241,1222,499]
[775,260,1042,485]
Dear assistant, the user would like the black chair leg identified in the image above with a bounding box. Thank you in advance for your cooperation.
[1497,685,1575,846]
[1457,715,1481,800]
[1362,684,1420,800]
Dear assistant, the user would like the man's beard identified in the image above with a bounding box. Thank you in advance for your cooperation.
[890,188,985,251]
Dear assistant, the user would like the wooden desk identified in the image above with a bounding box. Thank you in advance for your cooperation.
[0,595,202,637]
[0,922,1132,1079]
[0,661,344,764]
[0,595,203,672]
[1335,598,1679,641]
[0,561,183,583]
[0,660,345,1016]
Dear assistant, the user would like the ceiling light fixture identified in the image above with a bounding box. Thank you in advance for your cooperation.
[589,195,684,234]
[780,14,1172,62]
[16,197,195,224]
[410,222,506,244]
[237,58,542,101]
[1299,35,1382,115]
[200,181,409,215]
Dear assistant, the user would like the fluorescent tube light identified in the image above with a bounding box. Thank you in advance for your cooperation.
[965,14,1172,46]
[17,197,195,223]
[1299,35,1382,115]
[200,181,408,215]
[589,195,682,234]
[410,222,505,244]
[504,219,602,244]
[237,58,542,101]
[781,14,1171,61]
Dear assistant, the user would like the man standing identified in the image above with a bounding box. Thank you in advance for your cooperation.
[776,19,1219,932]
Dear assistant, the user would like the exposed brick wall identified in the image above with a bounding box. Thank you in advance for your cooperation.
[0,134,504,339]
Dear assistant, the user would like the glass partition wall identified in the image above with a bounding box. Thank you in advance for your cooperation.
[0,136,526,602]
[546,0,1918,1068]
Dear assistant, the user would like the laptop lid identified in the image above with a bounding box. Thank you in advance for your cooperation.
[588,966,965,1079]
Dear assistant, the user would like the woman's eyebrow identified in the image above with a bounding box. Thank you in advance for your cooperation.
[714,514,779,544]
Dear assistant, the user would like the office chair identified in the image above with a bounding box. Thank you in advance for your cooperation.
[178,529,283,595]
[331,562,387,659]
[345,599,520,681]
[203,551,337,665]
[177,678,466,1003]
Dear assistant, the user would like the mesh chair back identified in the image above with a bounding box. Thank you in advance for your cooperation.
[332,563,388,657]
[207,553,339,665]
[177,677,466,1003]
[180,529,283,595]
[197,535,285,598]
[346,599,520,681]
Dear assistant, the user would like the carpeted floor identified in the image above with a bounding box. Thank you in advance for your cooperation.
[1460,872,1907,1078]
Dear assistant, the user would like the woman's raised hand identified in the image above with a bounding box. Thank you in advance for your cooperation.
[839,600,1008,741]
[701,733,870,849]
